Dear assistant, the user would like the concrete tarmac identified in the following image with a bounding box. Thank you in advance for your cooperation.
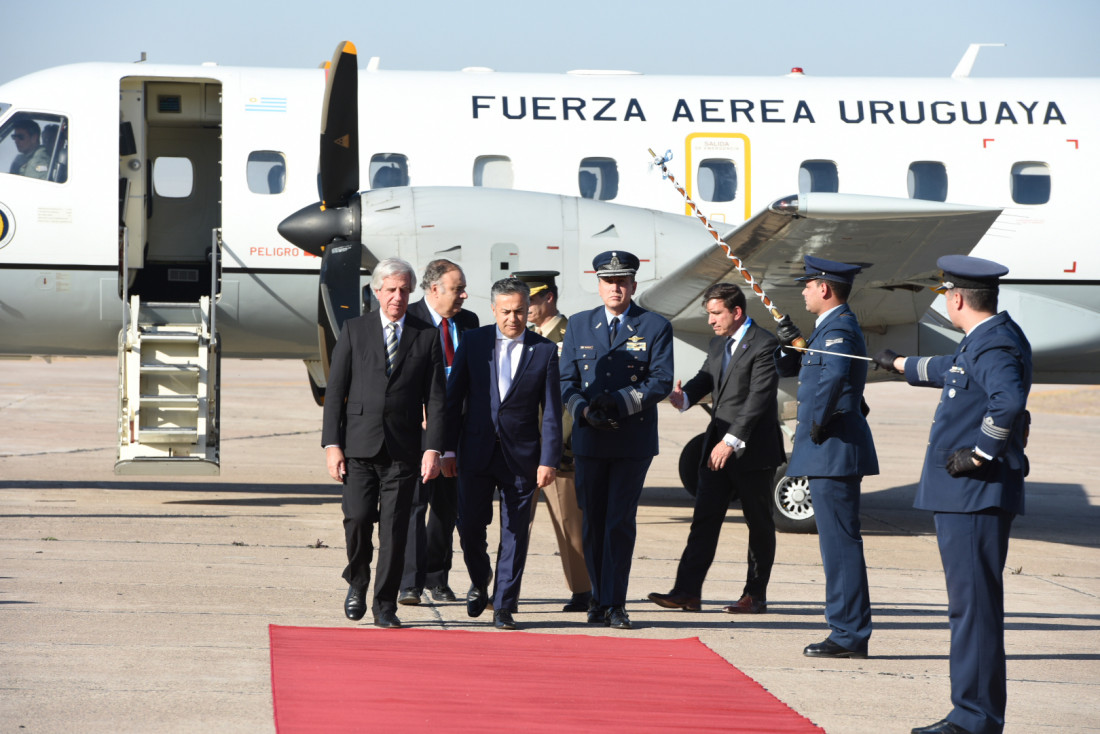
[1,357,1098,733]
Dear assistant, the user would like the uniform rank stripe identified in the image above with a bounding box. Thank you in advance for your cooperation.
[618,387,643,415]
[981,422,1011,439]
[567,394,585,419]
[916,357,932,382]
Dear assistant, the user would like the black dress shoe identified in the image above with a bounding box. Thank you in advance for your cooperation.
[803,638,868,659]
[647,591,701,611]
[466,584,489,618]
[493,609,517,630]
[344,585,367,621]
[605,606,632,630]
[397,587,422,606]
[586,598,605,624]
[562,590,592,612]
[911,719,971,734]
[373,609,402,629]
[429,585,457,602]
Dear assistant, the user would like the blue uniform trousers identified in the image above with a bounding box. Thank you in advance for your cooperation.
[455,444,536,612]
[935,509,1014,734]
[574,455,652,607]
[809,476,872,650]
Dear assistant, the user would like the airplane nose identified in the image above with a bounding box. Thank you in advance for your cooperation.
[277,199,359,258]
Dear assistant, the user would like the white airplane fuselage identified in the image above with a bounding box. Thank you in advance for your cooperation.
[0,60,1097,382]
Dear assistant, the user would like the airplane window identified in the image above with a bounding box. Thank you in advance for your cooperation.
[908,161,948,202]
[0,112,69,183]
[473,155,514,188]
[697,159,737,203]
[247,151,286,195]
[369,153,409,188]
[1011,162,1051,205]
[152,157,194,198]
[579,157,618,200]
[798,160,839,193]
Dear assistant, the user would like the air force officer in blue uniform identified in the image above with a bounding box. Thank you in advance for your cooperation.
[775,255,879,658]
[559,251,674,630]
[875,256,1031,734]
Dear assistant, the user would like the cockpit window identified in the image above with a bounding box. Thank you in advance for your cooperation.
[0,103,10,118]
[0,112,68,183]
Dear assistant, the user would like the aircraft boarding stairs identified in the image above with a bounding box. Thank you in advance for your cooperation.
[114,232,221,475]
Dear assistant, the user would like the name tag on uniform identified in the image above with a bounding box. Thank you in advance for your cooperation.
[826,338,844,347]
[625,335,647,351]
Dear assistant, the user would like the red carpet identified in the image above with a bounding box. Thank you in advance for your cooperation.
[269,625,823,733]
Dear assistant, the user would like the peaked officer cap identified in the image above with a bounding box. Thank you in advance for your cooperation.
[795,255,863,285]
[937,255,1009,291]
[512,270,559,296]
[592,251,639,278]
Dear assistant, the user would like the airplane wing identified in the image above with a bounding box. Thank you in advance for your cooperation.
[636,193,1004,335]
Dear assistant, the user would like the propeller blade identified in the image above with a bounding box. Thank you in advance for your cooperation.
[318,239,363,368]
[319,41,359,208]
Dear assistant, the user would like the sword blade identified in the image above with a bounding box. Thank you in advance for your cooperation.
[793,346,875,362]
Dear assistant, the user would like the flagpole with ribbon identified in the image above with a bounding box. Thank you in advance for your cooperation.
[647,148,810,352]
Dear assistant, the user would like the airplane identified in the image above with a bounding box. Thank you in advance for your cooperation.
[0,42,1095,533]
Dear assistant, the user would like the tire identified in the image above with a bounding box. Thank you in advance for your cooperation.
[772,464,817,534]
[677,433,707,497]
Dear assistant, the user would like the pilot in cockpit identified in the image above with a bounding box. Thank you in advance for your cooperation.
[8,117,50,180]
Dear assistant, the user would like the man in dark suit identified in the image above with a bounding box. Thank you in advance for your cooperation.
[775,255,879,658]
[513,270,592,614]
[442,278,562,630]
[399,259,479,606]
[559,251,675,630]
[322,258,446,629]
[648,282,785,614]
[875,256,1031,734]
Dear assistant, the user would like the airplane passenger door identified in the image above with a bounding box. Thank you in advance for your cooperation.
[124,79,222,303]
[684,133,752,224]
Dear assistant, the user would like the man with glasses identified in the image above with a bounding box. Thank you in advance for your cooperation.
[400,259,479,606]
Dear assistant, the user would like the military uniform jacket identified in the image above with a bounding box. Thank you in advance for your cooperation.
[682,321,786,472]
[559,302,674,459]
[775,304,879,478]
[532,314,574,464]
[903,311,1032,514]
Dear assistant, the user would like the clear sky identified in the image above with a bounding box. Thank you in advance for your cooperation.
[2,0,1097,85]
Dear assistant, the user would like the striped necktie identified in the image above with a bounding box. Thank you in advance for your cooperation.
[385,322,398,376]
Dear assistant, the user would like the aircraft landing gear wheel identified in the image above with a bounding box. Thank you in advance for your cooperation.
[772,466,817,534]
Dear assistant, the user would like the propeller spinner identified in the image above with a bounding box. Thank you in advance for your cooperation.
[278,41,364,377]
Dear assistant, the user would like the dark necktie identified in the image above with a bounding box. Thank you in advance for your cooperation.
[440,317,455,367]
[609,316,619,345]
[721,337,734,378]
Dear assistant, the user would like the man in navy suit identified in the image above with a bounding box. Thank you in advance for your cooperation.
[399,259,479,606]
[875,256,1031,734]
[648,282,785,615]
[775,255,879,658]
[443,278,563,630]
[322,258,446,629]
[559,251,674,630]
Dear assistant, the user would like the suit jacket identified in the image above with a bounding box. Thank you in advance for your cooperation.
[321,311,446,463]
[682,321,786,472]
[559,301,674,459]
[775,303,878,477]
[904,311,1032,514]
[445,326,563,479]
[407,299,479,450]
